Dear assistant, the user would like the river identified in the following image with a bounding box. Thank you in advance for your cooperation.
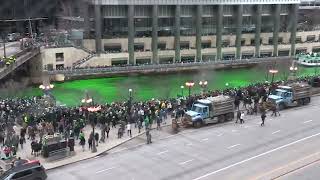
[1,64,319,106]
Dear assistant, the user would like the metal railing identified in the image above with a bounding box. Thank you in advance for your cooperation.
[0,47,40,80]
[48,56,292,76]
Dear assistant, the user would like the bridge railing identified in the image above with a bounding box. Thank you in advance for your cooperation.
[48,56,292,75]
[0,47,40,80]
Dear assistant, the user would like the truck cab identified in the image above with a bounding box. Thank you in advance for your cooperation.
[185,102,210,127]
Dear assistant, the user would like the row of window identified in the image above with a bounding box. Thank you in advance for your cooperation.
[96,4,291,17]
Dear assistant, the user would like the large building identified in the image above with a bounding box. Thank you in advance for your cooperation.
[3,0,320,70]
[77,0,319,67]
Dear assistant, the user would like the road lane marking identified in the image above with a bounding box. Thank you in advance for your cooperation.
[303,120,313,124]
[96,167,117,174]
[186,143,193,146]
[201,138,209,142]
[179,159,194,165]
[272,130,281,135]
[244,126,250,129]
[231,130,238,132]
[217,133,223,137]
[227,144,241,149]
[157,150,169,155]
[252,151,320,180]
[192,132,320,180]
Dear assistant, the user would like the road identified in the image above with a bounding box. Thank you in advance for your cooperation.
[0,42,21,57]
[47,96,320,180]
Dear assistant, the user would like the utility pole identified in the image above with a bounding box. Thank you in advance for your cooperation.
[1,34,6,58]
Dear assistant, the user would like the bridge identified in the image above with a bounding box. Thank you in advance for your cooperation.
[48,56,293,80]
[0,47,40,80]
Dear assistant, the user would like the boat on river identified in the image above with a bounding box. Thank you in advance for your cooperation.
[296,53,320,67]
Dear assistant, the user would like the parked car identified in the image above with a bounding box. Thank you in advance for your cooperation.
[7,33,21,42]
[0,160,47,180]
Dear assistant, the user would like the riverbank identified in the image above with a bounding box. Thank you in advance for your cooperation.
[1,59,320,106]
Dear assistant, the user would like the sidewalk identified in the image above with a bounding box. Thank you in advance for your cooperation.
[14,119,172,170]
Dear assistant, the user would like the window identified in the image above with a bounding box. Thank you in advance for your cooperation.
[12,170,33,179]
[55,53,64,62]
[158,43,166,50]
[307,35,316,42]
[56,64,64,70]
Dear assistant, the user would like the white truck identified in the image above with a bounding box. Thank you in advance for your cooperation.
[183,95,234,128]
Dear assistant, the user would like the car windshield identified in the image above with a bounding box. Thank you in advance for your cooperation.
[191,105,202,114]
[274,90,285,97]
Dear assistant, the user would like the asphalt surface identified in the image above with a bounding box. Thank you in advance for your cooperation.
[47,96,320,180]
[0,42,21,57]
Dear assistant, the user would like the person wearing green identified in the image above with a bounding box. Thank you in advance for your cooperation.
[144,116,150,130]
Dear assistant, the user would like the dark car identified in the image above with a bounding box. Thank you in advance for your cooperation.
[0,160,47,180]
[309,77,320,87]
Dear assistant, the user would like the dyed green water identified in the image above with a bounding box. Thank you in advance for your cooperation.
[2,65,320,106]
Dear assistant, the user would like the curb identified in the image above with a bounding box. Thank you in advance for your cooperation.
[46,123,172,171]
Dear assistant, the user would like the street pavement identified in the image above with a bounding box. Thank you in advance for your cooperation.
[47,96,320,180]
[0,42,21,57]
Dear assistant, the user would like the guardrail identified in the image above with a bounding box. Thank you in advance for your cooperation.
[0,47,40,80]
[48,56,292,76]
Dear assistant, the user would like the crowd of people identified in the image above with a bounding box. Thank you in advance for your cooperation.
[0,74,318,160]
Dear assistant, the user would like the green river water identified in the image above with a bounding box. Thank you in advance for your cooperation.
[2,65,320,107]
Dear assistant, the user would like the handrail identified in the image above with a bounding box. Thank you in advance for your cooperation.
[0,47,40,80]
[49,56,292,76]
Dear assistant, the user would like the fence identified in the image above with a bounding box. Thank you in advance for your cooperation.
[48,56,292,76]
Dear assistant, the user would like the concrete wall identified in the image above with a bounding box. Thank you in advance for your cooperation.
[40,47,89,70]
[84,31,320,53]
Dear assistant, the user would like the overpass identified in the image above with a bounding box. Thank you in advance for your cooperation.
[0,47,40,80]
[48,56,293,80]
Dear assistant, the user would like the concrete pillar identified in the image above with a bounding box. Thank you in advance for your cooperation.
[94,1,102,54]
[152,5,159,64]
[235,5,243,59]
[290,4,298,56]
[174,5,181,63]
[128,5,135,65]
[273,4,280,57]
[216,5,223,60]
[82,0,90,39]
[196,5,202,62]
[254,4,262,57]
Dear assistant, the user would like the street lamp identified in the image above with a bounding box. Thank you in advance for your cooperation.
[39,84,54,96]
[185,81,195,98]
[180,85,184,97]
[289,65,298,78]
[199,80,208,94]
[128,88,133,123]
[269,69,278,85]
[81,92,97,153]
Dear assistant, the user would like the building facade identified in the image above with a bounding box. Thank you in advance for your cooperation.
[77,0,303,66]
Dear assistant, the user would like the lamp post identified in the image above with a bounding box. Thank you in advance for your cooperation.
[185,81,195,98]
[199,80,208,94]
[268,69,278,95]
[269,69,278,85]
[1,34,6,59]
[180,85,184,97]
[289,65,298,78]
[39,84,54,96]
[128,89,133,123]
[81,92,97,153]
